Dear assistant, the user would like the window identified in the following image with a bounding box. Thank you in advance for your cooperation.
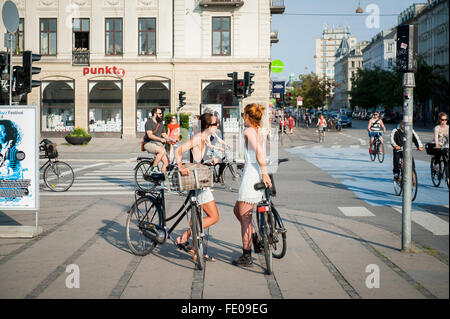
[351,61,355,68]
[42,81,75,133]
[40,18,57,55]
[138,18,156,55]
[14,18,24,55]
[105,18,123,55]
[73,18,90,51]
[212,17,231,56]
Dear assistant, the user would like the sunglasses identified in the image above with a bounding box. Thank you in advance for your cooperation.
[209,122,218,127]
[441,118,448,121]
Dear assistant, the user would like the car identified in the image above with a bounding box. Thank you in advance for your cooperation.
[340,115,352,127]
[383,112,396,123]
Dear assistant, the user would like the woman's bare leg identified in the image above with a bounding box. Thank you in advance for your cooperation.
[234,201,255,250]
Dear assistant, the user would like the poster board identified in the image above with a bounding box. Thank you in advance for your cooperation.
[0,106,39,211]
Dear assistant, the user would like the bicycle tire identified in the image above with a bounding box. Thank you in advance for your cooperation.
[126,196,163,256]
[430,157,441,187]
[377,142,385,163]
[191,204,205,270]
[134,160,155,192]
[262,215,273,275]
[445,162,449,189]
[223,163,241,192]
[412,167,418,202]
[44,161,74,192]
[393,173,402,196]
[370,143,376,161]
[271,206,286,259]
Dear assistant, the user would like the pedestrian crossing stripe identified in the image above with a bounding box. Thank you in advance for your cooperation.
[391,206,449,236]
[338,207,375,217]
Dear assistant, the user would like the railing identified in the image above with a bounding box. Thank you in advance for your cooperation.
[270,31,279,43]
[271,0,285,14]
[199,0,244,7]
[72,50,90,66]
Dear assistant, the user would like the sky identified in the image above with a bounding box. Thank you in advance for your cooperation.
[270,0,424,82]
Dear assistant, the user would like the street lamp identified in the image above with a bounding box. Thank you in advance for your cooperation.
[356,0,363,13]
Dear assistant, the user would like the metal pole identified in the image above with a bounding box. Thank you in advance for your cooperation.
[401,72,415,252]
[238,97,243,161]
[9,32,13,106]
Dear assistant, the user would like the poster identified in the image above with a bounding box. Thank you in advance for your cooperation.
[0,106,39,210]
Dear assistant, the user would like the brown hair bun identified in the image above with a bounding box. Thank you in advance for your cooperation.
[244,104,265,128]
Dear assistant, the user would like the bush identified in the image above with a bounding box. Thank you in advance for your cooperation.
[66,126,91,138]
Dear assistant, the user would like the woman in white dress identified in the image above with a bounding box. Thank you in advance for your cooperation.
[232,104,272,267]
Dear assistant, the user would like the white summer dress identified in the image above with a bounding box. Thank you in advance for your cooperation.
[238,132,264,204]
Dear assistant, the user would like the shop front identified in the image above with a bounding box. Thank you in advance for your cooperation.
[136,80,170,133]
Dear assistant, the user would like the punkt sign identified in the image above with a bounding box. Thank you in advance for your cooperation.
[83,66,125,78]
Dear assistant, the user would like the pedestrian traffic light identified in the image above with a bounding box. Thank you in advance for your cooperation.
[178,91,186,110]
[396,24,415,73]
[14,51,41,95]
[244,71,255,97]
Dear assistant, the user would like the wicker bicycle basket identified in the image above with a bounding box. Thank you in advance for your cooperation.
[170,163,213,191]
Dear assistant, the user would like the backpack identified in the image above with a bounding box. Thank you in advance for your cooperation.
[41,139,58,159]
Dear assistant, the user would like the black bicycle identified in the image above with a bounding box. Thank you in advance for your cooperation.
[209,147,242,192]
[393,148,418,201]
[370,134,384,163]
[126,169,208,270]
[428,144,449,189]
[252,158,288,274]
[39,139,74,192]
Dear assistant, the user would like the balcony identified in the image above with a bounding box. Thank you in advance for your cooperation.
[199,0,244,8]
[270,31,279,43]
[270,0,285,14]
[72,50,90,66]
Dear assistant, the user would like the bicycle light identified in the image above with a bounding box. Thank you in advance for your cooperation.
[257,205,269,213]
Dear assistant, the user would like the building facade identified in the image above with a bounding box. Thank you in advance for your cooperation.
[1,0,284,138]
[333,40,368,110]
[362,28,396,71]
[314,25,357,79]
[417,0,449,81]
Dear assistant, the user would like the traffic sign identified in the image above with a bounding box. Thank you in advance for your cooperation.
[271,60,284,74]
[2,1,19,33]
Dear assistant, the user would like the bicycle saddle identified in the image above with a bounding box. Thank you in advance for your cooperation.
[137,156,155,161]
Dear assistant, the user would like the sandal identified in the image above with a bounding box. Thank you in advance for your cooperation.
[204,254,216,262]
[175,237,192,253]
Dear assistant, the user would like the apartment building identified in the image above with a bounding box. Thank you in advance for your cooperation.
[0,0,284,138]
[314,25,357,79]
[362,28,396,71]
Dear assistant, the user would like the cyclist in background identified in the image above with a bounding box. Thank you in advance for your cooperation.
[390,119,424,180]
[368,111,386,154]
[433,112,449,167]
[316,114,327,141]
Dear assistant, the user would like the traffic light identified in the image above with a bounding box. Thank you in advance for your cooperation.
[244,71,255,97]
[14,51,41,95]
[235,79,246,97]
[396,24,414,73]
[178,91,186,110]
[286,92,292,105]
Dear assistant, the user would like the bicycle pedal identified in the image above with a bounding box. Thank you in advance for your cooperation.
[277,227,287,234]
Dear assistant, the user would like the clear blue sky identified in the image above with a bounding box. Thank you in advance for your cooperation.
[270,0,422,81]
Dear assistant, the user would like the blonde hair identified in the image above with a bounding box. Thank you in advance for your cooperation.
[244,103,265,128]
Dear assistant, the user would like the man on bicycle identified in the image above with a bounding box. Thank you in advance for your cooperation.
[390,119,424,180]
[143,108,169,173]
[368,111,386,154]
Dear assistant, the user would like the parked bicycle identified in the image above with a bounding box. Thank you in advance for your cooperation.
[426,143,449,189]
[39,139,74,192]
[393,147,418,201]
[126,164,212,270]
[209,147,242,192]
[370,134,385,163]
[252,158,288,275]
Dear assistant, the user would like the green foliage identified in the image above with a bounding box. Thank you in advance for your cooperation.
[296,73,335,109]
[66,126,91,138]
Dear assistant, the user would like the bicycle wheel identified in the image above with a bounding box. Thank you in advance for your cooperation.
[262,214,273,274]
[412,167,418,202]
[393,173,402,196]
[370,143,376,162]
[134,160,155,192]
[44,161,74,192]
[223,163,241,192]
[191,205,205,270]
[271,206,287,259]
[126,196,163,256]
[430,157,441,187]
[377,142,385,163]
[445,162,449,189]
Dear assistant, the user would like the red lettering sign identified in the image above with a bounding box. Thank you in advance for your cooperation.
[82,66,125,78]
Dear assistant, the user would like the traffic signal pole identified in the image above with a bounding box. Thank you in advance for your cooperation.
[8,32,12,105]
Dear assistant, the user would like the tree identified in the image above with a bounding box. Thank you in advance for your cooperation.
[297,73,334,109]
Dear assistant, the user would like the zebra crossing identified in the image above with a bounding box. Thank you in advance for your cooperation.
[40,162,137,196]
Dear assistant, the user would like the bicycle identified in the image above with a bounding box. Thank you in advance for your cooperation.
[126,165,211,270]
[317,125,325,143]
[251,158,288,275]
[370,134,385,163]
[134,139,180,192]
[39,139,74,192]
[393,147,418,201]
[427,144,449,189]
[209,147,242,192]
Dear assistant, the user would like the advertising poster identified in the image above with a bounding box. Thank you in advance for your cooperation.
[0,106,39,210]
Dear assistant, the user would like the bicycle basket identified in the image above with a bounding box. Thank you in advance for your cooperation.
[169,163,213,191]
[425,143,437,156]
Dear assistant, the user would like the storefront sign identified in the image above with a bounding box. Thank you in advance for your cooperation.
[0,106,39,210]
[83,66,125,78]
[272,81,285,94]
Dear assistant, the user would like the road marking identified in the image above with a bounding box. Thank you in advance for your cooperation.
[40,191,134,196]
[72,163,107,173]
[338,207,375,217]
[392,206,449,236]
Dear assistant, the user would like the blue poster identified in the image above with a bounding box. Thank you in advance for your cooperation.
[0,107,38,210]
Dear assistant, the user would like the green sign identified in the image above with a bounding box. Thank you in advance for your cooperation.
[271,60,284,73]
